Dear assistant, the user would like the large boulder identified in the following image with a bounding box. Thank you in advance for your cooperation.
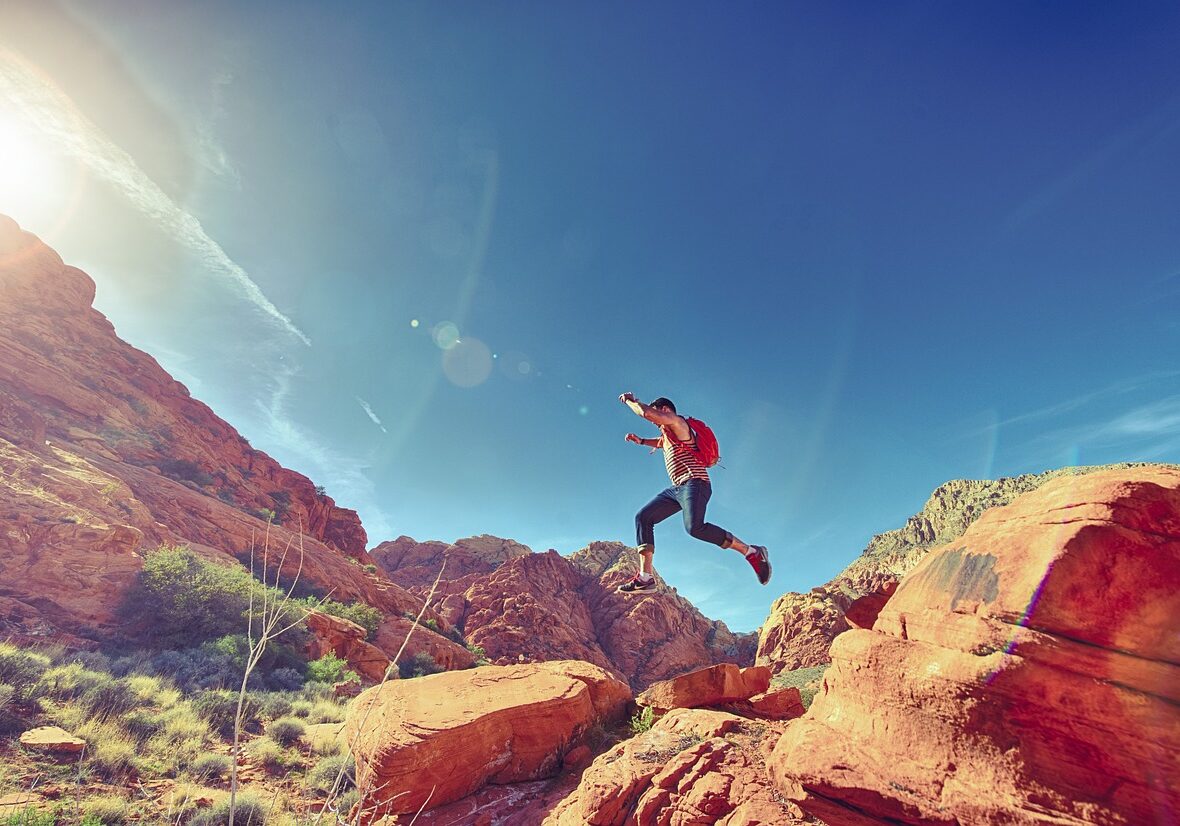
[770,465,1180,825]
[544,707,807,825]
[636,664,771,714]
[345,660,631,819]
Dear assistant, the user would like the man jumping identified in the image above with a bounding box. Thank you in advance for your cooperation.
[617,392,771,594]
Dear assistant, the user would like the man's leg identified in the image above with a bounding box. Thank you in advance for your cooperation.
[680,480,771,584]
[634,489,681,577]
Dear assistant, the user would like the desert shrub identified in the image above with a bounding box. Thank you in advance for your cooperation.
[189,792,267,826]
[269,668,305,692]
[38,662,108,701]
[190,753,232,781]
[305,701,345,725]
[629,706,654,736]
[192,689,261,738]
[144,638,305,693]
[306,753,356,795]
[304,599,381,638]
[288,700,312,718]
[466,643,488,665]
[162,783,210,822]
[0,683,26,735]
[0,643,51,700]
[300,681,334,701]
[123,674,177,705]
[158,459,215,488]
[4,808,62,826]
[124,546,257,648]
[771,664,829,710]
[306,654,358,685]
[363,563,377,574]
[80,678,140,719]
[257,692,295,720]
[398,651,442,679]
[121,708,164,742]
[81,794,131,825]
[267,716,305,747]
[77,720,137,778]
[246,736,294,772]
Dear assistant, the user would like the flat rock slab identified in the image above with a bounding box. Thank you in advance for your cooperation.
[0,793,44,814]
[19,726,86,754]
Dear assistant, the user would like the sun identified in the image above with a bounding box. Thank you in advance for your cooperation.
[0,105,77,228]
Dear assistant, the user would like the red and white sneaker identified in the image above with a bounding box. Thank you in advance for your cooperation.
[745,546,771,585]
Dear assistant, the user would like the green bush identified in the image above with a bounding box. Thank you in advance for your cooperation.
[190,753,232,781]
[189,793,267,826]
[3,807,61,826]
[246,736,296,772]
[158,459,215,488]
[306,654,358,685]
[305,599,381,638]
[123,546,257,648]
[399,651,442,679]
[266,716,305,747]
[306,753,355,795]
[191,689,261,738]
[289,700,312,718]
[0,643,51,700]
[37,662,108,701]
[257,692,294,720]
[81,795,131,825]
[80,678,139,718]
[305,700,345,724]
[629,705,654,735]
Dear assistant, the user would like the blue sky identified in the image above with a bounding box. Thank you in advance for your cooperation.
[2,2,1178,631]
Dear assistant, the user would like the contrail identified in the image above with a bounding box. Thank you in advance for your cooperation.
[0,51,311,346]
[356,397,388,433]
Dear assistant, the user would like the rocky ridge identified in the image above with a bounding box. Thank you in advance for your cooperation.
[756,463,1161,673]
[372,538,758,691]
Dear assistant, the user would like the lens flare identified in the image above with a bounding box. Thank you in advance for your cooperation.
[442,337,492,388]
[432,321,460,350]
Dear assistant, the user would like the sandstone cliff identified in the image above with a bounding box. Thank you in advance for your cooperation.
[756,463,1162,674]
[0,215,453,661]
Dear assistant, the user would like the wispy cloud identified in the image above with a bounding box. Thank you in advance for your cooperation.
[356,397,388,433]
[258,367,392,542]
[0,53,307,345]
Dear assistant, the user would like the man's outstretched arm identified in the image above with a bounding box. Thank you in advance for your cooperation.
[618,392,679,426]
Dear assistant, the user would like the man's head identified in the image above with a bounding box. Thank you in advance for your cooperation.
[649,397,676,413]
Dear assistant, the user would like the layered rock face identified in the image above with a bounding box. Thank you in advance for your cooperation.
[757,463,1156,674]
[345,660,631,820]
[0,215,452,661]
[771,465,1180,825]
[374,537,758,691]
[545,707,807,825]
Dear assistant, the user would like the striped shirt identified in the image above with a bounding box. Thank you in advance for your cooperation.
[660,422,710,485]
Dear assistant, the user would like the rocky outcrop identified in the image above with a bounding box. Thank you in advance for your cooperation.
[636,664,770,714]
[0,215,458,660]
[374,537,757,691]
[756,463,1161,675]
[19,726,86,755]
[304,611,393,683]
[345,660,631,820]
[544,707,808,825]
[770,465,1180,825]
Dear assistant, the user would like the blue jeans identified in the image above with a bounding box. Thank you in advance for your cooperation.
[635,479,733,551]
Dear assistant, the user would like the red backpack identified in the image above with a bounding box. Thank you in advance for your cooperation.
[685,417,721,467]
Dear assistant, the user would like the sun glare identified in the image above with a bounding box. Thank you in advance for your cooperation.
[0,105,75,227]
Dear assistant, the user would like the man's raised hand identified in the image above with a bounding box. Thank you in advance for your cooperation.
[625,433,642,444]
[619,392,637,405]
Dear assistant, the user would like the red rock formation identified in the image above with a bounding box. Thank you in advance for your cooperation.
[756,463,1161,676]
[345,660,631,819]
[544,707,808,825]
[304,610,393,683]
[636,664,771,714]
[377,538,758,691]
[0,215,458,662]
[770,465,1180,825]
